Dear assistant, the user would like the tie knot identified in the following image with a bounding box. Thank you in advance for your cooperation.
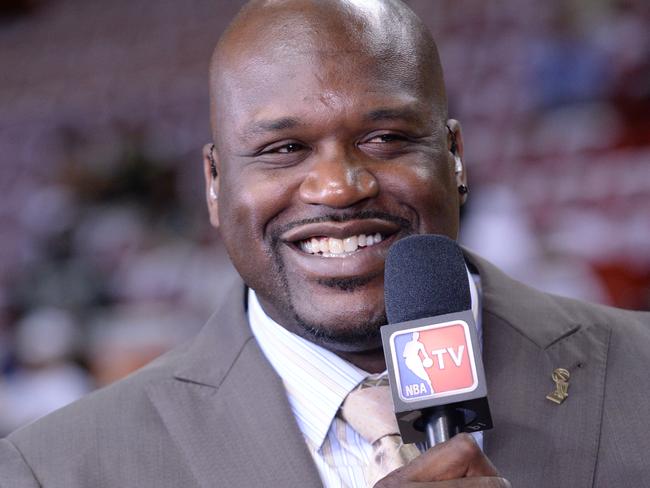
[340,381,399,444]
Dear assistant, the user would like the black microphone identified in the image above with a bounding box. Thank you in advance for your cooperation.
[381,234,492,446]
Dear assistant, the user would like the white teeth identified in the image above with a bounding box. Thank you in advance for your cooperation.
[328,238,344,254]
[318,239,329,254]
[343,236,358,252]
[298,233,385,256]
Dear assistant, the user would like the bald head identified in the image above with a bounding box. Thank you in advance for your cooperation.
[203,0,466,359]
[209,0,447,143]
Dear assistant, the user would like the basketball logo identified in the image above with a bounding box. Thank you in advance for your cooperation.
[389,320,479,402]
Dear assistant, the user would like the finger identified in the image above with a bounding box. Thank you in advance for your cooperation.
[406,434,499,482]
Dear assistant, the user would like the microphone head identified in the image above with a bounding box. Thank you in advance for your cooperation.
[385,234,470,324]
[381,234,493,444]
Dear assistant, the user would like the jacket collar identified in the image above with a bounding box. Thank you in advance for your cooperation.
[463,250,582,349]
[172,275,251,388]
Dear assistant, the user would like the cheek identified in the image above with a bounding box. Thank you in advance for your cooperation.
[218,169,298,240]
[380,158,459,234]
[216,170,298,293]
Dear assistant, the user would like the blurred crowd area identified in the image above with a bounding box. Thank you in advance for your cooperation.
[0,0,648,435]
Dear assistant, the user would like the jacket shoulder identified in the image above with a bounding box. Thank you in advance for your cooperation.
[466,249,649,347]
[1,340,193,487]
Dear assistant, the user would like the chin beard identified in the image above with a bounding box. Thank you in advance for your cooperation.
[278,268,387,351]
[290,311,387,352]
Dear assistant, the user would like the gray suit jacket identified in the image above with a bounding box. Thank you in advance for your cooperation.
[1,253,649,487]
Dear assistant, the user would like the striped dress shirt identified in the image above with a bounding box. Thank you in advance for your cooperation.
[248,270,482,488]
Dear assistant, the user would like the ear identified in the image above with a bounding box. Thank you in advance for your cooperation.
[203,142,220,228]
[446,119,468,205]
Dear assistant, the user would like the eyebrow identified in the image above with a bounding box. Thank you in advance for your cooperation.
[242,106,425,139]
[243,117,301,137]
[363,107,424,124]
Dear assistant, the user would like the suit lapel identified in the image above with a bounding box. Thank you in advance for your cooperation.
[467,253,610,488]
[146,283,322,488]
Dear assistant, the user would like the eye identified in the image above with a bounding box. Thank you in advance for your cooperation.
[365,133,406,144]
[275,142,305,153]
[360,132,414,158]
[257,141,307,156]
[253,140,310,168]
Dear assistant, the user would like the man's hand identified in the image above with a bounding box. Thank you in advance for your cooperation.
[374,434,511,487]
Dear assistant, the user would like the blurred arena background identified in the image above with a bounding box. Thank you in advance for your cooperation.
[1,0,648,434]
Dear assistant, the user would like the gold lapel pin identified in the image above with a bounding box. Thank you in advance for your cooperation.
[546,368,570,405]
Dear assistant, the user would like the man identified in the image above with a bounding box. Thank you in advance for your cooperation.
[1,1,649,487]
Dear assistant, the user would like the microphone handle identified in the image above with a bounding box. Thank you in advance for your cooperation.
[424,406,463,446]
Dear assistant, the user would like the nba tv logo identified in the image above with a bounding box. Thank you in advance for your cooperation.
[389,320,479,402]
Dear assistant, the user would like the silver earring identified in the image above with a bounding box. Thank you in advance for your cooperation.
[210,186,217,200]
[454,155,463,174]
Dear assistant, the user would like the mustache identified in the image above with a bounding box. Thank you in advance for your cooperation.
[270,210,412,242]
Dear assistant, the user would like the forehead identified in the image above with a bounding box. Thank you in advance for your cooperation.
[210,2,443,140]
[214,43,436,142]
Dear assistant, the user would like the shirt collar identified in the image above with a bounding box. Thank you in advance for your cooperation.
[248,290,367,449]
[248,267,480,450]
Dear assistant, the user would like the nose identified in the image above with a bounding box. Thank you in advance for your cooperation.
[299,150,379,208]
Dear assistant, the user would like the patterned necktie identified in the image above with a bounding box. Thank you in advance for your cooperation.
[340,377,420,486]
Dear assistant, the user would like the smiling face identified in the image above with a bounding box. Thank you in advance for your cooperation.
[205,0,466,361]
